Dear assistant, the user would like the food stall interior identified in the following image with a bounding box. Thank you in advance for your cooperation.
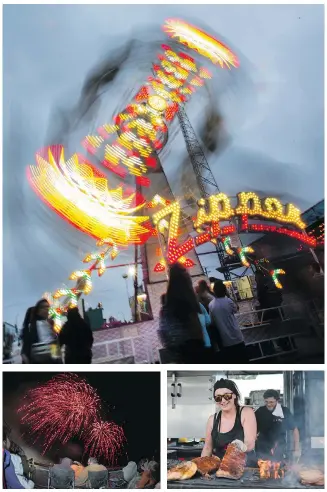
[167,371,324,489]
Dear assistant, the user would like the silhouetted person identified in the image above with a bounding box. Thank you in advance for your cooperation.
[158,263,206,363]
[59,308,94,364]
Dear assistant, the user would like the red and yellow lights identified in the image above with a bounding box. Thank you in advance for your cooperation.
[153,201,194,267]
[28,146,152,246]
[30,19,314,307]
[82,42,213,183]
[195,192,307,232]
[151,192,313,283]
[163,18,239,69]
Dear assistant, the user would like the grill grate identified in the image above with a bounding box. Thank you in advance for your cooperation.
[167,467,323,489]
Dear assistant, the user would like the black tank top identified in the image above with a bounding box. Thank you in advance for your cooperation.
[211,406,245,459]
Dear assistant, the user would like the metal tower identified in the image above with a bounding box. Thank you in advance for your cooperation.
[177,105,234,280]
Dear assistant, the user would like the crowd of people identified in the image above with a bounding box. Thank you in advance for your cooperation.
[3,427,160,489]
[159,263,248,363]
[17,264,247,365]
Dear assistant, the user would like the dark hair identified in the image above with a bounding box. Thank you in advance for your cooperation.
[213,378,241,406]
[197,280,211,294]
[166,263,201,320]
[22,307,34,332]
[3,427,8,442]
[9,442,24,456]
[28,299,51,337]
[32,299,50,319]
[66,307,82,321]
[137,458,147,473]
[263,389,280,400]
[213,280,227,298]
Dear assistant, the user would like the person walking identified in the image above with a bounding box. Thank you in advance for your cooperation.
[158,263,206,363]
[59,308,94,364]
[209,281,249,363]
[21,300,60,364]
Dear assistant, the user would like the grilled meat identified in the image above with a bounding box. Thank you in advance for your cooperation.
[216,440,247,480]
[191,456,221,476]
[299,469,324,486]
[167,461,197,481]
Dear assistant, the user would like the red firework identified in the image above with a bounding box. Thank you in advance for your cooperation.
[18,374,101,453]
[84,420,126,465]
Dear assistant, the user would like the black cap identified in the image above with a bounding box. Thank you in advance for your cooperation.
[213,378,240,398]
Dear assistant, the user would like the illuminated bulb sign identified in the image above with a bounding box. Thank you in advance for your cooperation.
[151,192,316,279]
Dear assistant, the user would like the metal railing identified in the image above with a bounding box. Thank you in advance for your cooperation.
[92,335,154,364]
[236,303,306,329]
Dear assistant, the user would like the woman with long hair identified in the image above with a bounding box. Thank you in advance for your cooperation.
[201,378,256,459]
[21,299,60,364]
[158,263,207,363]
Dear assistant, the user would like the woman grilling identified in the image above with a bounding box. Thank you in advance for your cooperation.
[201,379,257,460]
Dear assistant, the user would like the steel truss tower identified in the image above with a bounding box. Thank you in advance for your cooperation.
[177,105,235,281]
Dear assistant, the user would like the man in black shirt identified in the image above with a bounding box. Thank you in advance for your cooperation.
[255,389,300,461]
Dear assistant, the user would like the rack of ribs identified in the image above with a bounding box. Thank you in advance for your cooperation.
[216,440,247,480]
[191,456,221,477]
[167,461,198,481]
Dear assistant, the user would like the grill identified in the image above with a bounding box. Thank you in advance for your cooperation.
[167,467,323,489]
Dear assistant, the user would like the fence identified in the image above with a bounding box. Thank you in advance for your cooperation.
[92,335,154,364]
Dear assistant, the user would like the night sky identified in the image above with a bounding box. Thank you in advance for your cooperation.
[3,371,160,466]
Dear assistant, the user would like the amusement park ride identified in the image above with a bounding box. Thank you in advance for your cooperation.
[27,18,319,332]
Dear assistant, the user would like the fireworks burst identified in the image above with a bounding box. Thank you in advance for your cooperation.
[18,374,101,453]
[84,420,126,465]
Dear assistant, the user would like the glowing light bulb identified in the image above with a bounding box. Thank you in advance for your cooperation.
[148,95,168,112]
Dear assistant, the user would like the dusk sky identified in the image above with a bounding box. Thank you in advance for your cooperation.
[3,4,324,326]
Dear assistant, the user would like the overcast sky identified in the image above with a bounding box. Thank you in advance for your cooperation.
[3,4,324,325]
